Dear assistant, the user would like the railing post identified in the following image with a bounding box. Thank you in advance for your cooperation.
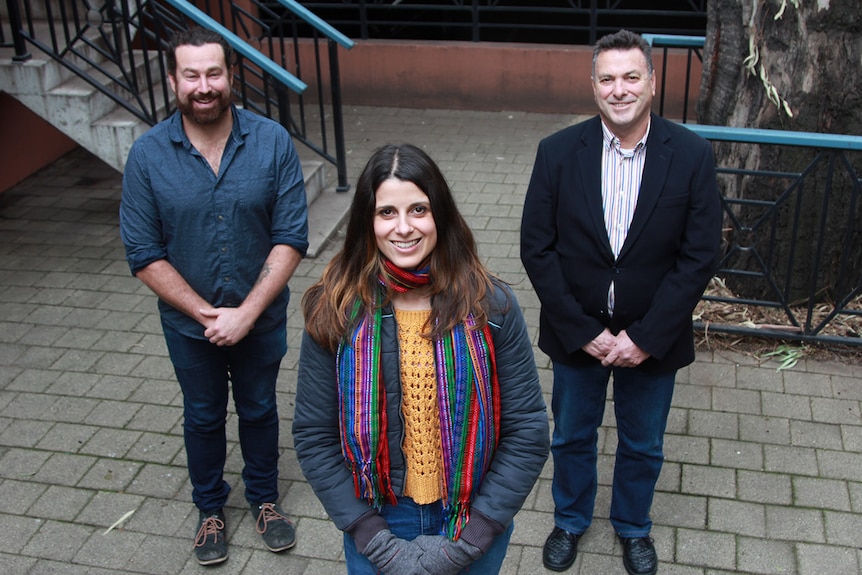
[682,48,693,123]
[659,47,668,118]
[7,0,32,62]
[276,82,292,137]
[328,39,349,192]
[359,0,368,40]
[471,0,479,42]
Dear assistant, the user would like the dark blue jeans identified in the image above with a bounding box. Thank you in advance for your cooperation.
[343,497,513,574]
[550,361,676,538]
[163,320,286,513]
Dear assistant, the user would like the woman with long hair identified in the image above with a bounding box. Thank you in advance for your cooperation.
[293,143,548,574]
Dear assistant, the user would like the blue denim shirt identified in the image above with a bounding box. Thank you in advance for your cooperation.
[119,106,309,339]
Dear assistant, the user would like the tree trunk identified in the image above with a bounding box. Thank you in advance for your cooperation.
[697,0,862,306]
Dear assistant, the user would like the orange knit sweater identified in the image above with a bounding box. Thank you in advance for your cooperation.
[395,309,444,504]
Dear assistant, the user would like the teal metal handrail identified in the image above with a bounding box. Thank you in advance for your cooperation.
[275,0,353,49]
[681,122,862,346]
[686,125,862,151]
[642,33,705,48]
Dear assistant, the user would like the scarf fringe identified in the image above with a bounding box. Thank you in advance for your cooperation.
[349,461,397,507]
[443,500,471,541]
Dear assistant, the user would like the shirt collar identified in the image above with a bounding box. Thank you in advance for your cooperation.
[601,118,651,155]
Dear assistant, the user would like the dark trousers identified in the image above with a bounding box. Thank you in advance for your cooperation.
[163,320,286,512]
[550,360,676,537]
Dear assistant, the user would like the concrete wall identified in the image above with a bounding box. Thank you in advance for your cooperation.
[0,93,77,193]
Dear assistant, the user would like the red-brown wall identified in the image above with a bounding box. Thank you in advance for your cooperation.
[1,39,701,193]
[290,39,700,118]
[0,93,77,193]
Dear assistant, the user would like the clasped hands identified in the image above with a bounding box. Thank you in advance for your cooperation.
[200,307,255,347]
[582,328,650,368]
[363,529,482,575]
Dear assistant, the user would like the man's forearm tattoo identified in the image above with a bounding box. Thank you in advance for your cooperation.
[256,263,272,286]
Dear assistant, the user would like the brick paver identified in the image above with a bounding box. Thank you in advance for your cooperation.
[1,106,861,574]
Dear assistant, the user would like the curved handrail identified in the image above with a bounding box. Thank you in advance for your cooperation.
[164,0,307,93]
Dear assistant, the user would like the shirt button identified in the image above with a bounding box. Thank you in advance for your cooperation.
[217,215,224,221]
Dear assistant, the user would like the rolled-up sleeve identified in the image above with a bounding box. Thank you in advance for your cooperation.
[120,142,167,275]
[270,128,309,257]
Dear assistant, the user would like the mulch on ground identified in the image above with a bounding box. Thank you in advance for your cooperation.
[694,277,862,366]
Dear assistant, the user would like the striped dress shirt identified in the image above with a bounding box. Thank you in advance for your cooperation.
[601,120,650,315]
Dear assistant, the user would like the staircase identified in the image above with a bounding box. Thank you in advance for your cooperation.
[0,3,354,257]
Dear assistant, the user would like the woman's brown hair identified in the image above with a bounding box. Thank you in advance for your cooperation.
[302,143,503,351]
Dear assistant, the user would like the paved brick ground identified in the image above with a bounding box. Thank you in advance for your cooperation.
[1,106,861,574]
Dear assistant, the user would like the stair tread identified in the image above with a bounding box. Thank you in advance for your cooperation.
[306,185,354,259]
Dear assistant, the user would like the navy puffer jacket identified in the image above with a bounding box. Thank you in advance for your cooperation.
[293,282,549,553]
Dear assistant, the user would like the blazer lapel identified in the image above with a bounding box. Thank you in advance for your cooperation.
[576,120,614,259]
[618,117,673,260]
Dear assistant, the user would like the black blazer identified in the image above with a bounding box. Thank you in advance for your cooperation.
[520,114,721,373]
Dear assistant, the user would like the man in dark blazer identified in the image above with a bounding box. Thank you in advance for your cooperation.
[520,30,721,575]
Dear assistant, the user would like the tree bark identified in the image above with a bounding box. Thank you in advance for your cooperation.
[697,0,862,306]
[700,0,862,131]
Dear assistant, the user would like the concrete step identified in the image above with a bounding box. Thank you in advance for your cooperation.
[0,47,156,170]
[0,19,113,93]
[305,175,352,259]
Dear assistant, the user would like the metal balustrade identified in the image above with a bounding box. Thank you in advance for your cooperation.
[643,33,703,124]
[686,124,862,347]
[287,1,708,45]
[3,0,353,190]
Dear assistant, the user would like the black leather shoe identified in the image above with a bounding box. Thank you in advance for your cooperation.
[543,526,580,571]
[621,536,658,575]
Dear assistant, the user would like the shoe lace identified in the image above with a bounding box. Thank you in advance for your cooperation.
[628,537,655,560]
[255,502,289,534]
[194,515,225,548]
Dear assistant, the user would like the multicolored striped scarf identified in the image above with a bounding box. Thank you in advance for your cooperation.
[336,260,501,540]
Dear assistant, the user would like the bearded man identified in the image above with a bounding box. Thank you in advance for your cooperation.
[119,26,308,565]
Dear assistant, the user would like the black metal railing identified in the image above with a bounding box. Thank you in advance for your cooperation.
[285,1,707,45]
[643,34,703,124]
[213,0,354,190]
[687,125,862,347]
[3,0,353,190]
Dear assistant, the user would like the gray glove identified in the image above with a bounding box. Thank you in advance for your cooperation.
[414,534,483,575]
[362,529,427,575]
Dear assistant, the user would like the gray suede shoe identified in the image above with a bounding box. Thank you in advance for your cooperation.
[193,509,228,565]
[250,502,296,552]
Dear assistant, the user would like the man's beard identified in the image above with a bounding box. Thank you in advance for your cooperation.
[177,90,232,125]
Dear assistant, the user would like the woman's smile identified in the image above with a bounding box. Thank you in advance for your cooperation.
[374,178,437,269]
